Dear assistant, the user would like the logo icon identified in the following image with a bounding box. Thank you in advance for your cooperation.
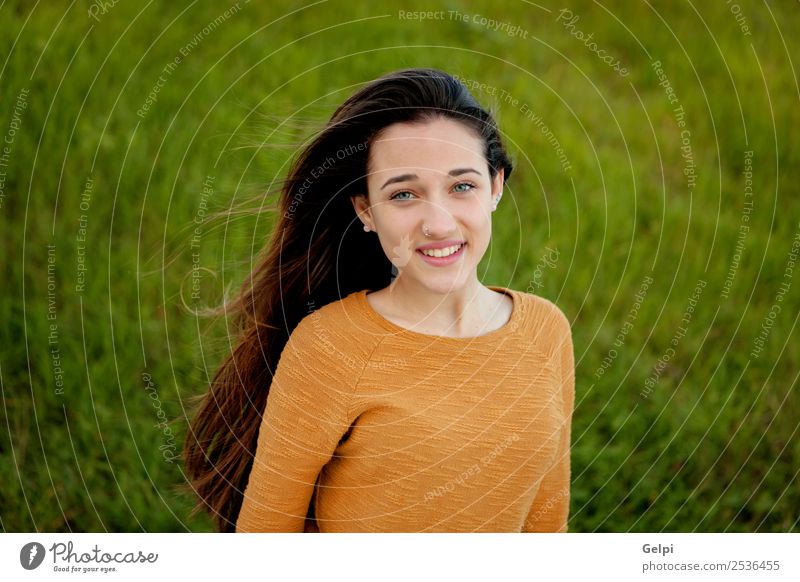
[390,233,414,270]
[20,542,46,570]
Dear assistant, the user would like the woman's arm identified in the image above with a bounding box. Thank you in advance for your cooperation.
[235,316,359,532]
[522,312,575,533]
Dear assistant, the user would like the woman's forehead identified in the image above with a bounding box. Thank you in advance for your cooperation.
[368,119,485,173]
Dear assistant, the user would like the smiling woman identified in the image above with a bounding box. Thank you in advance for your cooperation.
[182,68,575,533]
[353,116,507,334]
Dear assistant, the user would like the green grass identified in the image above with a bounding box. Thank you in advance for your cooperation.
[1,0,797,532]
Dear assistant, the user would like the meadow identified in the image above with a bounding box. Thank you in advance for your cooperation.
[1,0,797,532]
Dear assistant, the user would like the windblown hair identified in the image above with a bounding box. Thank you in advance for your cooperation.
[182,67,514,531]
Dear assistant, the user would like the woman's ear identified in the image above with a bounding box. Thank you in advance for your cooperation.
[491,168,505,210]
[351,194,373,229]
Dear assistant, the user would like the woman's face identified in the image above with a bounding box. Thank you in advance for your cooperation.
[352,116,503,294]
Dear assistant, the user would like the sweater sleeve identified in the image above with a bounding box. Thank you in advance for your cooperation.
[522,310,575,533]
[235,314,359,533]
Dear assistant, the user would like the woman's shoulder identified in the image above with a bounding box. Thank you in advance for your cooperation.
[509,290,573,375]
[287,290,381,357]
[293,289,372,330]
[273,292,381,391]
[512,289,572,339]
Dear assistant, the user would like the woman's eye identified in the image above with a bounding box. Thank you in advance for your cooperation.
[453,182,476,193]
[390,191,413,201]
[390,183,475,200]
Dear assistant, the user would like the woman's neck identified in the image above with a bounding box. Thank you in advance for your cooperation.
[367,277,511,338]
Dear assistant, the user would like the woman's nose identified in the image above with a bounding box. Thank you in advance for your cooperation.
[420,199,460,237]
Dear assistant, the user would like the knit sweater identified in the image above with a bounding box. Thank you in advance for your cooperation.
[235,285,575,533]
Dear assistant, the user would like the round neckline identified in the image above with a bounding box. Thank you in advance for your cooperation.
[356,285,521,343]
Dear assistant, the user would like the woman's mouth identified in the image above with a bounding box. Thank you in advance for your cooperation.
[417,242,467,266]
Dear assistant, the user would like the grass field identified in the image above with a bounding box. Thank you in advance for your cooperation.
[1,0,798,532]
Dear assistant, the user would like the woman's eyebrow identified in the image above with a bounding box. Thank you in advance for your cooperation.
[380,167,482,190]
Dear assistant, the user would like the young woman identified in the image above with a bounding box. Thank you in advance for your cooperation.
[183,68,575,533]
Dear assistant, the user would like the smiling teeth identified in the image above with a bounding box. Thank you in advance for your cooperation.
[421,244,463,258]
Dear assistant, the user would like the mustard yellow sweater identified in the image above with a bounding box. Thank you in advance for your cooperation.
[235,286,575,533]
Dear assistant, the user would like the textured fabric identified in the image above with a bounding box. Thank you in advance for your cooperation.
[235,285,575,533]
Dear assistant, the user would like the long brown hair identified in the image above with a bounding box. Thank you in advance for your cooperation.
[182,67,514,532]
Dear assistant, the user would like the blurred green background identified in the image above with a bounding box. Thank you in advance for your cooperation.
[1,0,798,532]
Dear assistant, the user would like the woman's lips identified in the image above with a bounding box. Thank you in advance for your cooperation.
[416,242,466,266]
